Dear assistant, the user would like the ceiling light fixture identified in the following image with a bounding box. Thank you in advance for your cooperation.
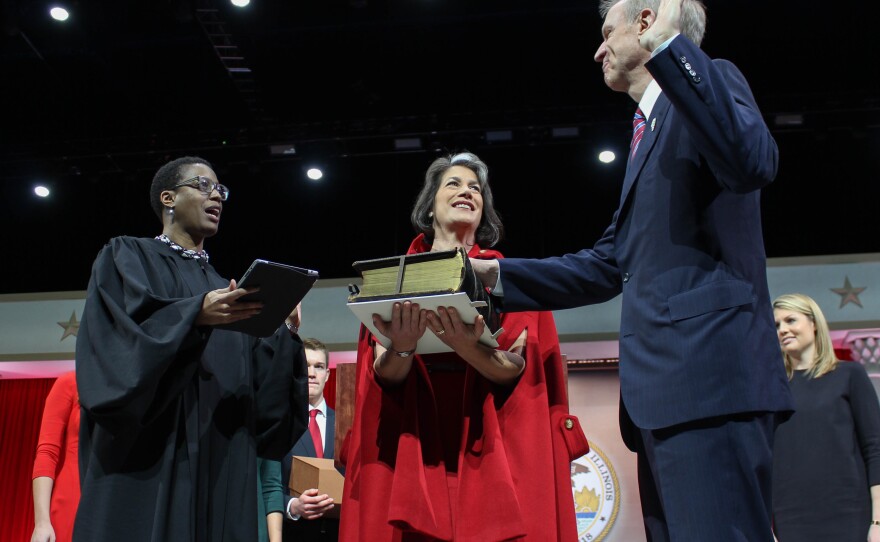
[598,150,616,164]
[49,6,70,21]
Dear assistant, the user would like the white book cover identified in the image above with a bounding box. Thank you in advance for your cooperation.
[347,292,501,354]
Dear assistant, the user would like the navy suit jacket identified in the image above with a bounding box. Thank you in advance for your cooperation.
[496,36,793,431]
[282,406,336,494]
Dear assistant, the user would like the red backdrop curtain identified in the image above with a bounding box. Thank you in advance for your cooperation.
[0,370,341,542]
[0,378,55,542]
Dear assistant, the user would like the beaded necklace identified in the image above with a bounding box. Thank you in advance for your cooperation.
[155,234,210,263]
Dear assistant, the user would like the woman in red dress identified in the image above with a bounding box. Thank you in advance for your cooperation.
[31,370,80,542]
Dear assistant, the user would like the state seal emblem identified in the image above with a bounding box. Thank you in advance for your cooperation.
[571,442,620,542]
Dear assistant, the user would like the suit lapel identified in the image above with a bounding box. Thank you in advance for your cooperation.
[298,429,317,457]
[620,94,671,207]
[287,406,334,468]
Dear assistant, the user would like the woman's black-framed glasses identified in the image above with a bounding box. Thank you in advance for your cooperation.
[172,176,230,201]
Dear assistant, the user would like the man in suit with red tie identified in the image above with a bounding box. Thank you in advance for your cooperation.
[281,337,338,542]
[471,1,793,540]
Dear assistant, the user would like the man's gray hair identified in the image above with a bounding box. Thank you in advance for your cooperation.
[599,0,706,46]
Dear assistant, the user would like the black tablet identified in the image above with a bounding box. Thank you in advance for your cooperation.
[216,259,319,337]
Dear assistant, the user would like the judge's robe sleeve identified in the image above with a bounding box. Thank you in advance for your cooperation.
[76,238,212,432]
[252,330,309,459]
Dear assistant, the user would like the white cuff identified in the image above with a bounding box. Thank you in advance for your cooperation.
[286,498,301,521]
[492,273,505,296]
[651,33,680,57]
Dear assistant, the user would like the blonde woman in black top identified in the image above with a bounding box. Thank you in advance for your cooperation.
[772,293,880,542]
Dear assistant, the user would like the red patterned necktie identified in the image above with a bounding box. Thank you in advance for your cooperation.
[630,107,646,160]
[309,409,324,458]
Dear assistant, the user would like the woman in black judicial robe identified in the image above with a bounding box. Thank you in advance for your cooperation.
[74,157,309,542]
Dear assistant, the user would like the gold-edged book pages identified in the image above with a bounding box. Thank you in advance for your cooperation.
[350,248,467,299]
[347,248,502,354]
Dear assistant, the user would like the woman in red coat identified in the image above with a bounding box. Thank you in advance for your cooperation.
[339,152,589,541]
[31,371,80,542]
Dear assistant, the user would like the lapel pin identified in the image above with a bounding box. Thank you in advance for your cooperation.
[650,118,656,131]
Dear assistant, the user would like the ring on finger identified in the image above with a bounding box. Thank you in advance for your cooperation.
[436,328,446,335]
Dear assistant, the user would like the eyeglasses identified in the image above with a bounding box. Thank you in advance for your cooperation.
[172,175,230,201]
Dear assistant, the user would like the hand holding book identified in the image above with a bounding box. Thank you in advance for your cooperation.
[424,304,490,349]
[348,248,502,354]
[369,299,426,355]
[371,300,490,354]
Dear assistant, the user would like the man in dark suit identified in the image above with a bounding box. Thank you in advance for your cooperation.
[471,1,793,540]
[281,337,338,542]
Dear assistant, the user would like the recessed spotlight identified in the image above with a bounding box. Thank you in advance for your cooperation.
[49,6,70,21]
[231,0,250,7]
[306,168,323,180]
[35,186,50,197]
[598,150,616,164]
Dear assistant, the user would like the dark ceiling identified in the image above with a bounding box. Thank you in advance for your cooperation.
[2,0,878,295]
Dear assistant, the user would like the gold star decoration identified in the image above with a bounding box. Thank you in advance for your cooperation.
[58,311,80,341]
[830,276,866,309]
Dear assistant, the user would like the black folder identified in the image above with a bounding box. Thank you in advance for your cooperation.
[216,259,319,337]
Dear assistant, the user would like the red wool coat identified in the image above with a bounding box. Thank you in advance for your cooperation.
[339,235,589,541]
